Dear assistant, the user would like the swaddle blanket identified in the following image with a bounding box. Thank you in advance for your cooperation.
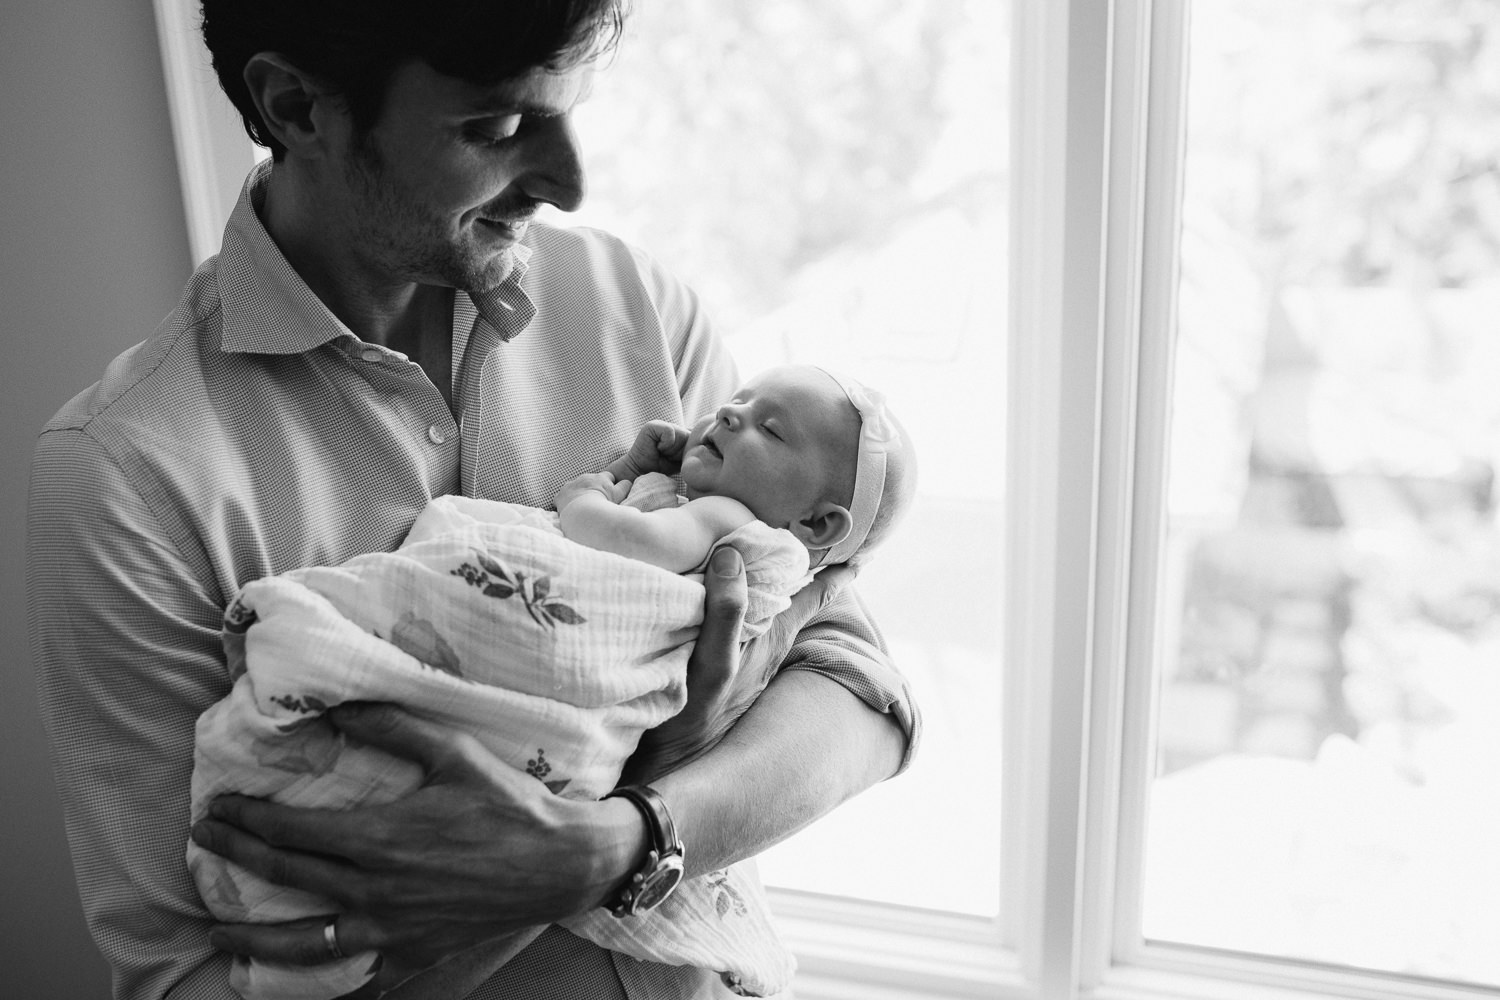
[189,476,809,999]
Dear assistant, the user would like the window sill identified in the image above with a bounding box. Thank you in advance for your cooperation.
[1096,948,1500,1000]
[769,890,1026,1000]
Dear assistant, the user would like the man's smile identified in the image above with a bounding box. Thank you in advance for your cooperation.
[475,216,530,239]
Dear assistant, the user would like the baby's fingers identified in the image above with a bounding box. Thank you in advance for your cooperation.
[650,422,691,462]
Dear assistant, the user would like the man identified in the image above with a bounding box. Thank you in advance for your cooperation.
[27,2,918,997]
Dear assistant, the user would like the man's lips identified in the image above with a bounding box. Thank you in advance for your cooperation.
[476,217,528,234]
[474,211,535,239]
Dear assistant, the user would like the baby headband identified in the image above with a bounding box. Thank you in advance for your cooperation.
[814,367,899,567]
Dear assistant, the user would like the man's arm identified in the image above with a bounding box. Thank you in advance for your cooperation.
[28,428,239,1000]
[653,617,908,874]
[192,547,918,990]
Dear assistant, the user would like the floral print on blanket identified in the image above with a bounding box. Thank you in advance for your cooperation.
[255,700,340,776]
[525,748,571,796]
[452,547,587,629]
[387,612,464,677]
[707,870,749,920]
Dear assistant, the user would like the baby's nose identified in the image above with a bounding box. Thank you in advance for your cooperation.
[716,405,740,429]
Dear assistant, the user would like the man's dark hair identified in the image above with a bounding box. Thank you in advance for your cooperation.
[200,0,628,161]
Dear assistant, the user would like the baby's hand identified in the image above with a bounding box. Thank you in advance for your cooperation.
[606,420,690,483]
[553,472,630,514]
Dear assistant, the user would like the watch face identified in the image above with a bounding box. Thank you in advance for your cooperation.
[633,855,685,912]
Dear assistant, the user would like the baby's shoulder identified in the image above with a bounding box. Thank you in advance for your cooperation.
[679,494,758,537]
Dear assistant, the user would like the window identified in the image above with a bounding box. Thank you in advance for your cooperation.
[154,1,1500,997]
[553,0,1010,922]
[1143,0,1500,988]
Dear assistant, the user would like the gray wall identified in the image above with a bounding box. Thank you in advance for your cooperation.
[1,1,193,995]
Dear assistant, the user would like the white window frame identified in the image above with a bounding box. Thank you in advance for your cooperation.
[152,0,258,267]
[152,1,1500,997]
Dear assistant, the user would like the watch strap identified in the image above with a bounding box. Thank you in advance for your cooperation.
[603,784,686,916]
[605,784,681,856]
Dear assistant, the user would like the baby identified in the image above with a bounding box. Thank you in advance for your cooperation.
[555,364,915,575]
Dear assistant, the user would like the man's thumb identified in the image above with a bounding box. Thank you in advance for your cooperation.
[696,545,748,663]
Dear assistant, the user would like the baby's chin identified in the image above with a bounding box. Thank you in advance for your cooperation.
[677,462,710,499]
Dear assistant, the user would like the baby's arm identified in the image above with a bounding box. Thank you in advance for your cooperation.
[555,473,756,574]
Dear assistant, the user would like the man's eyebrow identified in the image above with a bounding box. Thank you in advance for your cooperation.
[460,96,564,118]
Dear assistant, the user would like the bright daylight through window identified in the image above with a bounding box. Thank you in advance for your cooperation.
[553,0,1009,917]
[1147,0,1500,988]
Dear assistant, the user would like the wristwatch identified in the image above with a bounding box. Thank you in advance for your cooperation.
[603,784,686,917]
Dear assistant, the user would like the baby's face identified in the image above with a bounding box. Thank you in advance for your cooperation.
[680,367,859,528]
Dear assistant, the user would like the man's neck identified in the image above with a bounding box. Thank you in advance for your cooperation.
[258,165,457,406]
[258,165,451,350]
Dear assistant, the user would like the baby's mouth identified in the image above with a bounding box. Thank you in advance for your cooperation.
[703,438,723,459]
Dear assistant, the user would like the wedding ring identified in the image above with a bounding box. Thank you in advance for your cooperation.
[323,914,345,960]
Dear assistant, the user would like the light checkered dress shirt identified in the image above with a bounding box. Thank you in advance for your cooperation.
[28,163,918,1000]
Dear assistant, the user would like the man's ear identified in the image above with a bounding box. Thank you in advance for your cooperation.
[790,501,852,551]
[241,53,338,157]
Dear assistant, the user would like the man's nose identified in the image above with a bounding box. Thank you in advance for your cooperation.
[518,113,587,213]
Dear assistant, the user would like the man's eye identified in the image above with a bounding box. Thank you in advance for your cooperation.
[466,116,522,146]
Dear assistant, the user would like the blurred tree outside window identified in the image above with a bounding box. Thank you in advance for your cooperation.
[550,0,1009,915]
[1147,0,1500,986]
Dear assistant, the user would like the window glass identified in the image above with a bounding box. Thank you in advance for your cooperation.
[1146,0,1500,985]
[552,0,1010,915]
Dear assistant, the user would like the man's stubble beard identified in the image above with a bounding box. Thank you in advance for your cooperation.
[342,136,517,293]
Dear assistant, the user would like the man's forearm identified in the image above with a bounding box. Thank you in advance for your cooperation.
[652,668,907,877]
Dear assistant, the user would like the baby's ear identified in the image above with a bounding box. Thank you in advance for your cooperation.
[791,502,852,550]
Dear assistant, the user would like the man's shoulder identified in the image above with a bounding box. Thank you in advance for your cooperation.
[524,222,678,289]
[525,220,633,257]
[523,222,702,336]
[42,265,224,437]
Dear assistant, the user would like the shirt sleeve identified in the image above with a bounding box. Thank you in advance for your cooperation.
[28,427,237,1000]
[779,581,922,774]
[626,243,740,423]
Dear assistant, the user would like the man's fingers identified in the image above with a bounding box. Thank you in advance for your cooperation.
[192,808,364,895]
[327,702,478,780]
[815,562,855,594]
[209,914,385,969]
[772,563,852,641]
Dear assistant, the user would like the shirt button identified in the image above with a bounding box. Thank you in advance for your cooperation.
[427,424,448,445]
[360,348,383,362]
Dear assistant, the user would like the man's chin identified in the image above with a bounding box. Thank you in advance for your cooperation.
[455,247,518,292]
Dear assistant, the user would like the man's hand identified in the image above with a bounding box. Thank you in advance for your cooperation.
[623,547,855,783]
[190,705,647,988]
[553,471,629,514]
[604,420,690,483]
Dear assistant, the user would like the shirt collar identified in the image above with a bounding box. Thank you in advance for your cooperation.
[217,161,533,355]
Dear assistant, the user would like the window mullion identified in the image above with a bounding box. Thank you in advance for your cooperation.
[1006,0,1115,995]
[1107,0,1195,973]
